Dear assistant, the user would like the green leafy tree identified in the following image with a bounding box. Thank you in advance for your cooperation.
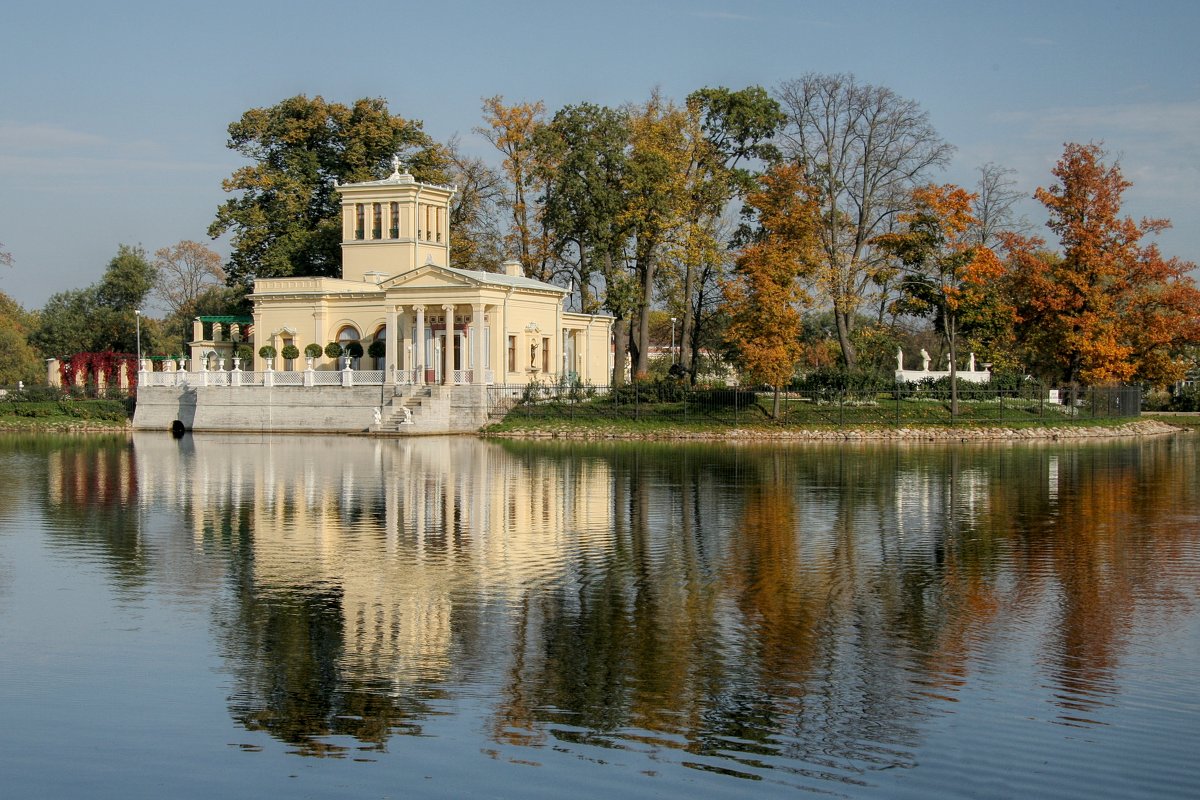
[534,102,634,385]
[210,95,447,290]
[0,292,43,385]
[665,86,783,383]
[32,244,155,357]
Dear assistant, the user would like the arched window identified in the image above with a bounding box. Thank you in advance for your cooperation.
[338,326,361,368]
[372,326,386,370]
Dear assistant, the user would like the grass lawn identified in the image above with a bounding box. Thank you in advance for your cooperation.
[486,393,1137,436]
[0,399,132,431]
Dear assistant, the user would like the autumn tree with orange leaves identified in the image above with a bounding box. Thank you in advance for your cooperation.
[1005,143,1200,386]
[874,184,1006,414]
[723,163,821,418]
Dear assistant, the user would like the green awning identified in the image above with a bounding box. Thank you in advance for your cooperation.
[196,315,253,323]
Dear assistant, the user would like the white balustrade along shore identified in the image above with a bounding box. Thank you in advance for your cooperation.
[138,366,494,388]
[894,348,992,385]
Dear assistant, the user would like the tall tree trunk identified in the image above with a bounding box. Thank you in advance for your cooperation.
[680,259,697,384]
[834,305,857,371]
[947,314,958,418]
[611,316,630,388]
[634,249,656,377]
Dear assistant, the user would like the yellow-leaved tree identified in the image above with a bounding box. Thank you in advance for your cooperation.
[723,163,821,418]
[873,184,1006,414]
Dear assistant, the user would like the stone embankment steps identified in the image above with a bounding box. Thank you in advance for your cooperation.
[377,388,430,431]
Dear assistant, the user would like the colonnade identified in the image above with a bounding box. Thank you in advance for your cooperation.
[384,302,492,387]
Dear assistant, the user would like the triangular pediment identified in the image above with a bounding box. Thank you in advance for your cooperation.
[381,264,480,290]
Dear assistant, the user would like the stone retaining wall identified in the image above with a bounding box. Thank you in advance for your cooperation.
[133,385,386,433]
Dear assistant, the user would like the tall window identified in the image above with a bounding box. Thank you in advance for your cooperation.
[372,326,386,370]
[390,203,400,238]
[354,204,365,240]
[542,336,550,373]
[338,326,360,367]
[372,203,382,239]
[508,336,516,373]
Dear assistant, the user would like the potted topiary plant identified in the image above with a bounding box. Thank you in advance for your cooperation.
[367,340,386,372]
[281,344,300,369]
[346,341,364,369]
[304,343,322,369]
[258,344,277,370]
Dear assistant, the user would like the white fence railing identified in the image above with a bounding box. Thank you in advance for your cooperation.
[274,371,303,386]
[139,368,498,388]
[312,370,342,386]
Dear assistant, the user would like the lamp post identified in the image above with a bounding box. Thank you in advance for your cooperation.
[135,309,142,375]
[670,317,677,364]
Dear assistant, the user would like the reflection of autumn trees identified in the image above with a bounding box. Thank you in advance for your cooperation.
[492,438,1200,767]
[37,435,151,588]
[1004,438,1199,720]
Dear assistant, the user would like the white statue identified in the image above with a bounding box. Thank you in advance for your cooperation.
[373,407,382,426]
[968,352,977,372]
[920,349,931,371]
[896,347,904,371]
[400,406,414,425]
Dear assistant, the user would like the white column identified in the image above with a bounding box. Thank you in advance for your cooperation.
[442,304,455,385]
[386,305,398,384]
[472,303,485,385]
[414,305,425,385]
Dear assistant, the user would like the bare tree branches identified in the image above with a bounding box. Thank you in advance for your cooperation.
[776,73,953,369]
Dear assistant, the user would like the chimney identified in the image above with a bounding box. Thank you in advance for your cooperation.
[502,258,523,277]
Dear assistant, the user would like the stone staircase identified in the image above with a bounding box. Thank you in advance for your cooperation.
[373,387,436,434]
[369,385,496,435]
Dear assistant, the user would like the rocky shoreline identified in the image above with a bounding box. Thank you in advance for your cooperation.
[486,419,1184,442]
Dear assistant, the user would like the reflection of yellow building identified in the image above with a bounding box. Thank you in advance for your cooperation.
[131,433,615,688]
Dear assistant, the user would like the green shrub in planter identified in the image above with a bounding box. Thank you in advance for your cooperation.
[324,342,342,359]
[236,345,253,362]
[258,345,277,359]
[367,340,386,359]
[346,342,364,359]
[304,343,323,359]
[281,344,300,361]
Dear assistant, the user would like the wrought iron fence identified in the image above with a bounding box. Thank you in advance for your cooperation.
[487,381,1142,427]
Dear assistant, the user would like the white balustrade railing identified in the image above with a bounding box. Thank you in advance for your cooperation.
[139,367,498,389]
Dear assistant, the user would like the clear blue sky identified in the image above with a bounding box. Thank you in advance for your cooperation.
[2,0,1197,310]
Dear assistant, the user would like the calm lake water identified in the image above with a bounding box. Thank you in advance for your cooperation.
[1,431,1198,799]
